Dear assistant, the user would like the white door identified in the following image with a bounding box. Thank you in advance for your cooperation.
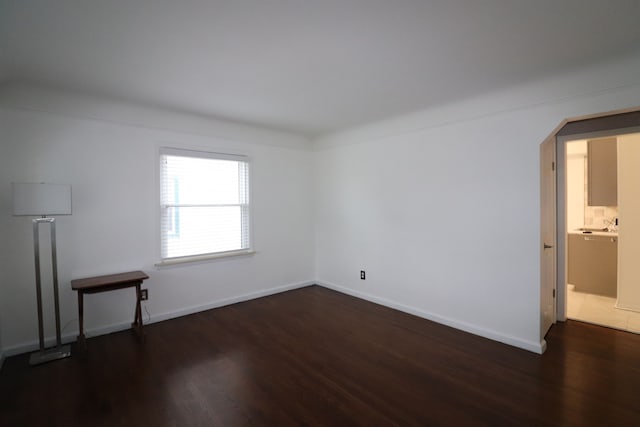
[541,135,557,337]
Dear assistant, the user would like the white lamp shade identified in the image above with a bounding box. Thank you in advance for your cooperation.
[12,183,72,216]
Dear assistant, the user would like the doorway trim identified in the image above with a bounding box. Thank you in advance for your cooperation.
[540,107,640,346]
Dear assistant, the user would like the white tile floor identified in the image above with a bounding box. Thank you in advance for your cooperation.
[567,284,640,333]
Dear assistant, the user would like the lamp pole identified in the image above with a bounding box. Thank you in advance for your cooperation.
[29,217,71,365]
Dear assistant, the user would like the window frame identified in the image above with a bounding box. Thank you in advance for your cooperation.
[156,147,254,266]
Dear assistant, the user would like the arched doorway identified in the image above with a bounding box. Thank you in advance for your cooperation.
[540,108,640,348]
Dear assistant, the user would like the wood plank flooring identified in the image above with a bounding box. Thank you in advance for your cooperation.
[1,285,639,426]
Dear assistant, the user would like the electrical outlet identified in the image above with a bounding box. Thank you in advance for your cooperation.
[140,289,149,301]
[360,270,366,280]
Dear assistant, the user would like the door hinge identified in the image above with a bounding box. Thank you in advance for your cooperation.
[553,289,556,298]
[552,161,555,171]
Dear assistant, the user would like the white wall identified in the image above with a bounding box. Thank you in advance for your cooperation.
[0,92,315,355]
[617,132,640,312]
[0,108,9,364]
[314,53,640,353]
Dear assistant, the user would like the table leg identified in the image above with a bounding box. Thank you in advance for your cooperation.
[77,291,86,351]
[132,282,144,339]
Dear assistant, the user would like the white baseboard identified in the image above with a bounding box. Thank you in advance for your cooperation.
[614,302,640,313]
[317,280,546,354]
[1,279,545,358]
[3,280,314,358]
[145,280,313,324]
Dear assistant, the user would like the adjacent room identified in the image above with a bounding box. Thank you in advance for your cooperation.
[564,133,640,332]
[2,1,640,425]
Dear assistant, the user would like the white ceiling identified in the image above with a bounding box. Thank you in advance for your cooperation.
[1,0,640,136]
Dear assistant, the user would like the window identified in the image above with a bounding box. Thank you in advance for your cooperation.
[159,148,251,262]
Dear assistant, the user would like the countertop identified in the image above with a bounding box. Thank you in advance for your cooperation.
[568,229,618,237]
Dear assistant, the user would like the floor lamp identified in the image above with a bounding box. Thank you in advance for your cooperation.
[12,182,73,365]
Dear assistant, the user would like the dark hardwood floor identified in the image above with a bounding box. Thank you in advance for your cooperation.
[1,285,639,426]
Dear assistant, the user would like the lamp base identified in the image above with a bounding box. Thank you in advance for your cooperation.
[29,345,71,365]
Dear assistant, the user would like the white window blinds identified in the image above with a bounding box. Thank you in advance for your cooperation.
[160,148,250,260]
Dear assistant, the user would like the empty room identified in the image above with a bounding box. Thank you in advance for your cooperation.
[2,1,640,425]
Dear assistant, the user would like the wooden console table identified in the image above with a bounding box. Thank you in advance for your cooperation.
[71,270,149,350]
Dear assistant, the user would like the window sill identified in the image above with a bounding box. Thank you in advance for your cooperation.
[155,250,256,267]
